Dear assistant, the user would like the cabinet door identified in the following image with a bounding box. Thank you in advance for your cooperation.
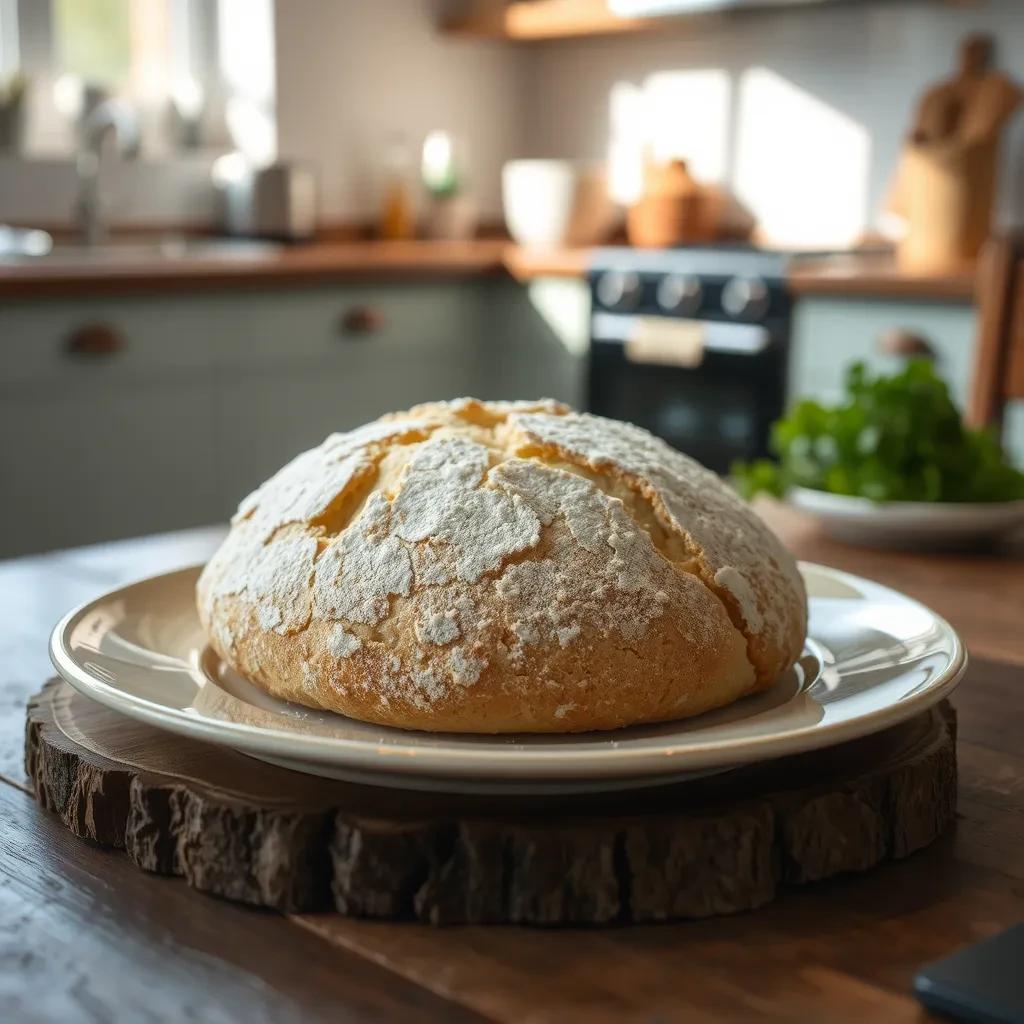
[210,282,481,375]
[1,297,220,557]
[216,361,356,505]
[1,281,488,551]
[216,353,487,508]
[790,297,1024,466]
[1006,403,1024,466]
[474,280,588,408]
[0,380,218,557]
[213,283,485,507]
[1,295,215,388]
[790,298,977,407]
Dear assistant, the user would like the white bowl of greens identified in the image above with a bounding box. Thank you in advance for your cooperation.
[787,486,1024,548]
[733,361,1024,549]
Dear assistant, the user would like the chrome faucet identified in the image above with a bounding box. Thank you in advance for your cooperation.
[73,100,140,246]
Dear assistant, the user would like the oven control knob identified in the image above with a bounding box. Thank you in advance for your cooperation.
[657,274,703,315]
[721,276,770,320]
[595,270,641,311]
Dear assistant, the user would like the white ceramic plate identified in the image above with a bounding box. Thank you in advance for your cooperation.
[790,486,1024,549]
[50,562,966,795]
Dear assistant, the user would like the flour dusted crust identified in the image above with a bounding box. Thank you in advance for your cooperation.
[197,399,807,733]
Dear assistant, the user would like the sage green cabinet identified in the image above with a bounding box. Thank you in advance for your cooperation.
[790,297,978,408]
[1,278,593,556]
[209,284,486,503]
[12,278,1012,559]
[0,283,485,556]
[0,376,219,555]
[790,295,1023,466]
[475,279,588,410]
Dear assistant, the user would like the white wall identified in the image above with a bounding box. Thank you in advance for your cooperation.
[0,155,219,227]
[4,0,1021,240]
[273,0,527,222]
[0,0,525,230]
[519,0,1024,245]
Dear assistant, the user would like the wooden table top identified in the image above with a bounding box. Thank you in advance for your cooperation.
[1,506,1021,1022]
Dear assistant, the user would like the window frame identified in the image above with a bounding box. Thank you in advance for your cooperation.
[0,0,268,158]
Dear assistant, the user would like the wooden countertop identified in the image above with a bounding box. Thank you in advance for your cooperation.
[786,253,976,301]
[0,239,511,298]
[0,239,976,302]
[507,246,978,300]
[1,508,1021,1020]
[500,244,591,282]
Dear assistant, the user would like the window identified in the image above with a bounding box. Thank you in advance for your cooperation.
[0,0,19,78]
[52,0,132,88]
[0,0,275,161]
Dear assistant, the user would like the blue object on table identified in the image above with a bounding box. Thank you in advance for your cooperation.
[915,923,1024,1023]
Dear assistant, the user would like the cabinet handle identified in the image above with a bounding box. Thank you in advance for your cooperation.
[65,324,127,358]
[876,329,935,360]
[339,306,385,338]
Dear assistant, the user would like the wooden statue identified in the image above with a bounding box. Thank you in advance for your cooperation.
[891,34,1022,273]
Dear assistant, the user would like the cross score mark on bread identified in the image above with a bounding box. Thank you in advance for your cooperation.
[197,399,807,733]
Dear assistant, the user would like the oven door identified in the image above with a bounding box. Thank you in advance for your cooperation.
[587,312,786,473]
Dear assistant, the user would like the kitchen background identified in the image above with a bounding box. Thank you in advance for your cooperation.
[6,0,1024,233]
[2,0,1023,557]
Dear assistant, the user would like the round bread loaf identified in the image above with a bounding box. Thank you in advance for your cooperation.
[197,399,807,733]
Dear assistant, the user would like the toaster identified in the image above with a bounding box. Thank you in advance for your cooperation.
[217,160,317,241]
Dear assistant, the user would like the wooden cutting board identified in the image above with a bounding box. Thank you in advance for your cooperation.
[25,679,956,926]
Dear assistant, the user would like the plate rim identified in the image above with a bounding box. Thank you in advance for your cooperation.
[49,561,968,781]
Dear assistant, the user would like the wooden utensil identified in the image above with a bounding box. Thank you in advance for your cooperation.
[896,137,1000,272]
[891,34,1022,273]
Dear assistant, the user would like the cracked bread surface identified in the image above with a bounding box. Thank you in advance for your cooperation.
[197,399,807,733]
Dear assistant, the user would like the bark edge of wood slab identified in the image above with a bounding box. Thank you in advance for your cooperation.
[25,679,957,926]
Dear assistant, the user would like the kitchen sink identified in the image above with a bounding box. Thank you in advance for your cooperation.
[0,227,281,265]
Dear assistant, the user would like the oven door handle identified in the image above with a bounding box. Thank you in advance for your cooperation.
[591,312,771,356]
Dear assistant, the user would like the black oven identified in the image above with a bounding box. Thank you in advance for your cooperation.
[587,247,791,474]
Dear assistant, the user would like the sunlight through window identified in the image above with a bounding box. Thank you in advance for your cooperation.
[608,80,644,205]
[644,69,731,182]
[734,67,870,249]
[218,0,276,164]
[607,69,730,207]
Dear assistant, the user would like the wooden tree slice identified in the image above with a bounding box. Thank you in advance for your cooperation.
[25,679,957,925]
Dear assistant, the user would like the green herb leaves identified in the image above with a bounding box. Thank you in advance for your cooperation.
[732,360,1024,503]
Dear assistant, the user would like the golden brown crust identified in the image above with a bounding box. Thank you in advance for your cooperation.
[197,399,807,733]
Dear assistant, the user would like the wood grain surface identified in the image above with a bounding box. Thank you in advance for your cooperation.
[785,254,976,301]
[441,0,666,41]
[1,510,1022,1021]
[24,681,957,924]
[0,240,977,300]
[0,782,485,1024]
[967,234,1020,426]
[0,240,510,298]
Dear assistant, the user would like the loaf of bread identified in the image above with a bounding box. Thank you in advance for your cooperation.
[197,400,807,733]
